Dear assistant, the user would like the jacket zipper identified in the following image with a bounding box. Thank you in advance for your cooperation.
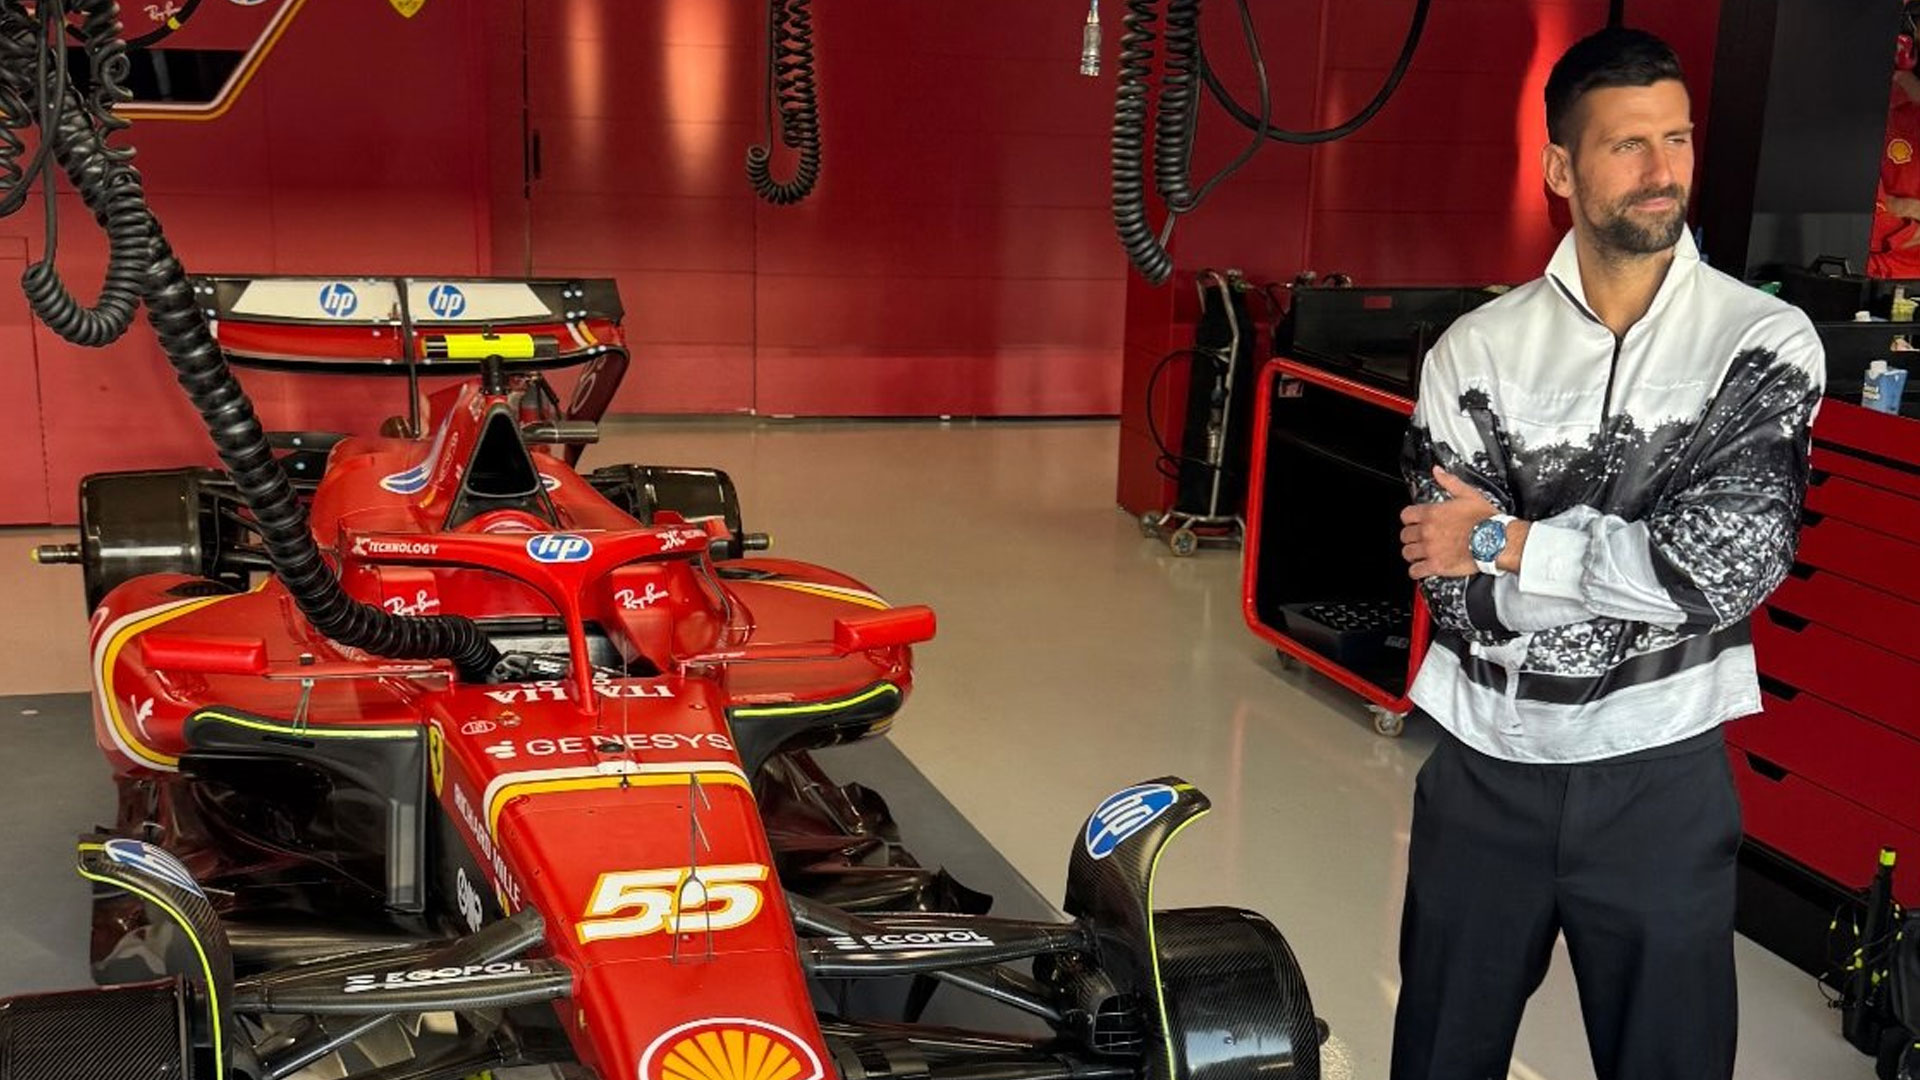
[1601,334,1623,425]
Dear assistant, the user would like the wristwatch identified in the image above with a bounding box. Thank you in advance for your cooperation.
[1469,514,1516,577]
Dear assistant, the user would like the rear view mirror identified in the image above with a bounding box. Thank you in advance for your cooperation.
[833,606,937,653]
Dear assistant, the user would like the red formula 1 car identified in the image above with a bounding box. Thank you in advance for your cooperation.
[6,277,1326,1080]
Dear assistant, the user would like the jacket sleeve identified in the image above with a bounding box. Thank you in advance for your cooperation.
[1401,333,1530,644]
[1513,319,1826,633]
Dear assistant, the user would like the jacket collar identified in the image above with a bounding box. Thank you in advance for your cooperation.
[1545,227,1700,330]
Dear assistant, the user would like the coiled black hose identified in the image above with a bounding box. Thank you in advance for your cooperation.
[0,0,145,346]
[0,0,499,676]
[746,0,820,205]
[1152,0,1201,212]
[1110,0,1171,284]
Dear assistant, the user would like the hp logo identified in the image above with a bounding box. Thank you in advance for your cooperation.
[427,284,468,318]
[1084,783,1179,860]
[527,533,593,563]
[318,282,359,318]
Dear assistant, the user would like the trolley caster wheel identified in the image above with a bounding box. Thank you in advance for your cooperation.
[1139,512,1162,539]
[1168,528,1199,557]
[1274,650,1299,671]
[1370,707,1406,738]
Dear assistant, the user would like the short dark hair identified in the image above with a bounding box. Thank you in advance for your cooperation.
[1544,28,1686,147]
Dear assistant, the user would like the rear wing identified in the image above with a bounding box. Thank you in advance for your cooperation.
[194,274,630,429]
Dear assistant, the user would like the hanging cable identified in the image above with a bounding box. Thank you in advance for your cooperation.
[0,0,499,676]
[1108,0,1170,282]
[1109,0,1268,283]
[1196,0,1430,145]
[746,0,821,205]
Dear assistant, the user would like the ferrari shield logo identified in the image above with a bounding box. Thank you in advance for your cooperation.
[389,0,425,17]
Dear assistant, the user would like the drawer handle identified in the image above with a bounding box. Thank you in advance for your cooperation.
[1758,674,1801,702]
[1808,469,1830,487]
[1762,607,1811,632]
[1786,561,1816,581]
[1801,509,1826,527]
[1745,752,1789,782]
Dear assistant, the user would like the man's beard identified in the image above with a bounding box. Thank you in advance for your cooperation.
[1582,183,1688,257]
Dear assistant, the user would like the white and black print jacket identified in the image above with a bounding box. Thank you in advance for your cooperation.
[1403,230,1826,763]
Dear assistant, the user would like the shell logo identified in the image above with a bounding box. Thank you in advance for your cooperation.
[639,1019,824,1080]
[1892,138,1914,166]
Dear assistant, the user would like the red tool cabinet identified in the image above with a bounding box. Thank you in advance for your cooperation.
[1730,399,1920,963]
[1240,358,1431,737]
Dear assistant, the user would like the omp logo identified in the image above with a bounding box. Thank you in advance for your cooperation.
[103,839,205,898]
[527,533,592,563]
[317,282,359,318]
[456,868,484,932]
[639,1019,824,1080]
[427,283,467,318]
[1084,783,1179,860]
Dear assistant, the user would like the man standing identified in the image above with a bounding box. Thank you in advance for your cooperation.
[1392,28,1825,1080]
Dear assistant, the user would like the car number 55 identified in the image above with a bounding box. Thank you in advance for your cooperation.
[577,864,769,943]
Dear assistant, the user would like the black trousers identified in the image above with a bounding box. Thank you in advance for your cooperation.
[1390,725,1743,1080]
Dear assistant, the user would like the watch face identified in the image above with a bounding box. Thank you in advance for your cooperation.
[1468,518,1506,561]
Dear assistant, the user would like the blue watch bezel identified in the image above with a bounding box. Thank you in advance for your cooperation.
[1468,516,1508,562]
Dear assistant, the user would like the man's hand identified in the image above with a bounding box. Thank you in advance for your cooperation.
[1400,467,1498,580]
[1890,195,1920,223]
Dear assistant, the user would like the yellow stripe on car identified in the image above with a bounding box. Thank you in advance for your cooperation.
[485,764,753,839]
[441,333,536,360]
[1145,786,1205,1080]
[76,842,226,1080]
[756,581,890,610]
[730,682,899,720]
[194,711,417,740]
[96,594,247,770]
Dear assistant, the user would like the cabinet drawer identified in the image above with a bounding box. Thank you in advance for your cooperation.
[1767,567,1920,665]
[1727,689,1920,829]
[1811,445,1920,503]
[1753,610,1920,738]
[1793,512,1920,604]
[1804,469,1920,546]
[1729,745,1920,908]
[1814,399,1920,468]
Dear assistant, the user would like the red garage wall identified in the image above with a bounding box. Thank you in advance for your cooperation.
[1,0,1726,525]
[1117,0,1724,515]
[5,0,492,525]
[515,0,1126,419]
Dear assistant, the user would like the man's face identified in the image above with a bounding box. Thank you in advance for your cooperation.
[1546,80,1695,259]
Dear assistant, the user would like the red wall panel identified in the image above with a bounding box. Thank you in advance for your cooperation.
[522,0,762,416]
[0,244,49,524]
[1,0,1734,523]
[2,0,493,524]
[522,0,1129,418]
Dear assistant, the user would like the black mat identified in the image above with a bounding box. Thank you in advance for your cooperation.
[0,692,1057,1034]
